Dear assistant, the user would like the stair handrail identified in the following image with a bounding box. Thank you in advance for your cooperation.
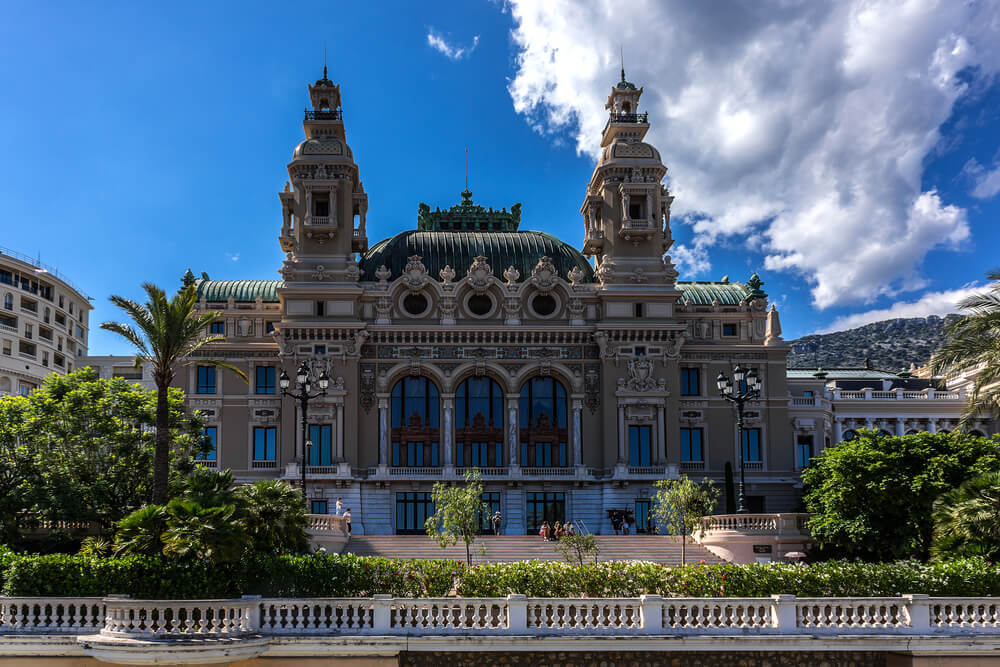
[575,519,592,535]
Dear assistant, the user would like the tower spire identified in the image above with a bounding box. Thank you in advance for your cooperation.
[323,41,327,79]
[620,45,625,84]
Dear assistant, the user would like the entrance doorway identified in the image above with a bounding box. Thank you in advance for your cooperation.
[635,499,652,534]
[525,492,566,535]
[479,492,501,534]
[395,492,434,534]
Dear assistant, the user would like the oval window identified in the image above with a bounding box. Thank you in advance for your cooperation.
[532,294,557,316]
[467,294,494,317]
[403,293,429,316]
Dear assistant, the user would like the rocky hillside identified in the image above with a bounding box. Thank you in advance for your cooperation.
[788,315,961,370]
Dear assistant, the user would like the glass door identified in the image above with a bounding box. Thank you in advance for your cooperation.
[525,492,566,535]
[395,492,434,534]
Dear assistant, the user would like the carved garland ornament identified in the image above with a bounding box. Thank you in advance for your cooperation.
[530,256,558,291]
[466,256,493,292]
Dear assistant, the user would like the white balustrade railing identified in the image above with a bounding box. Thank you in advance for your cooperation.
[0,598,104,634]
[305,514,348,533]
[4,595,1000,638]
[101,598,256,639]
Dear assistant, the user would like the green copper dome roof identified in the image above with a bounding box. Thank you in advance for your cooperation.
[195,279,280,303]
[677,281,754,306]
[361,230,596,284]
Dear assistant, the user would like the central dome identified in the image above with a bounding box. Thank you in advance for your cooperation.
[360,230,595,284]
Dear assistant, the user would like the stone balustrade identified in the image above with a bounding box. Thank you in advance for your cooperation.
[305,513,349,553]
[695,513,812,563]
[832,388,963,401]
[3,595,1000,637]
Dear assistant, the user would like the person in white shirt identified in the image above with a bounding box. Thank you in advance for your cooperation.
[335,497,343,516]
[343,508,352,534]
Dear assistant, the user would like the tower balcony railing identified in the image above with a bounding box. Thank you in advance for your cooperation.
[609,112,648,123]
[304,109,343,121]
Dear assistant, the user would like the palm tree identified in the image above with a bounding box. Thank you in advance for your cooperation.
[930,270,1000,430]
[236,480,309,554]
[930,471,1000,560]
[102,283,245,504]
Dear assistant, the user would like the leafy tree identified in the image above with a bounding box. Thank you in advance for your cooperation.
[553,533,600,566]
[173,468,239,508]
[0,369,205,534]
[101,282,245,504]
[235,480,309,554]
[425,469,488,565]
[930,270,1000,429]
[651,476,719,564]
[931,472,1000,560]
[803,430,1000,561]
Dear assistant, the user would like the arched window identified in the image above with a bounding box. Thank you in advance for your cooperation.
[456,376,504,467]
[519,377,568,467]
[391,376,440,467]
[878,430,892,437]
[905,429,920,435]
[970,430,986,438]
[842,430,858,442]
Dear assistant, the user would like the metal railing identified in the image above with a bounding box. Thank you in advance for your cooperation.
[0,245,91,300]
[303,109,343,121]
[609,112,648,123]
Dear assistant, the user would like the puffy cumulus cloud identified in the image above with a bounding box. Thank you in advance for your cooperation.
[819,283,983,333]
[507,0,1000,309]
[427,30,480,60]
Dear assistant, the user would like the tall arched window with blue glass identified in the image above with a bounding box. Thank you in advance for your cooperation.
[519,377,568,467]
[390,376,440,467]
[456,376,504,468]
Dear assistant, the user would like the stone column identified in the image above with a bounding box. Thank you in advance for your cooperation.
[336,401,344,460]
[507,397,519,467]
[442,396,455,466]
[617,402,626,463]
[895,417,905,437]
[378,397,389,465]
[656,402,667,463]
[833,419,842,443]
[571,398,583,466]
[927,418,937,434]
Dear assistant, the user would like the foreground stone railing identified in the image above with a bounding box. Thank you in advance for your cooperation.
[3,595,1000,637]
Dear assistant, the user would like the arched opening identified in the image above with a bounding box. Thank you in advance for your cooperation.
[390,376,440,468]
[842,430,858,442]
[970,430,986,438]
[456,376,503,468]
[519,377,568,468]
[622,101,631,114]
[905,429,920,435]
[0,377,10,395]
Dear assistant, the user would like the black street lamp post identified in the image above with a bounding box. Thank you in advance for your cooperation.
[716,365,761,514]
[279,361,330,507]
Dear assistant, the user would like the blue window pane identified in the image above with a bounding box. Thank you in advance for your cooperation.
[196,366,216,394]
[741,429,761,462]
[256,366,276,394]
[201,427,217,461]
[681,368,700,396]
[210,322,225,335]
[308,424,332,466]
[253,427,276,461]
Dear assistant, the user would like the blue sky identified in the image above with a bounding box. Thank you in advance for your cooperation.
[2,1,999,356]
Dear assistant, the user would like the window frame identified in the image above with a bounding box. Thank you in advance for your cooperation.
[196,366,217,394]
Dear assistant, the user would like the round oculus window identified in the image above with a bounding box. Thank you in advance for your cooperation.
[467,293,494,317]
[403,293,429,316]
[531,294,557,317]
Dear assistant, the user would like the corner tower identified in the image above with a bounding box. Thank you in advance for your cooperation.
[581,69,677,286]
[278,69,369,284]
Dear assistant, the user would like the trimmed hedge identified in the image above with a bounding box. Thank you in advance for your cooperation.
[2,552,998,599]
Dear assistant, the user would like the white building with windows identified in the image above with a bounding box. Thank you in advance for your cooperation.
[0,247,91,397]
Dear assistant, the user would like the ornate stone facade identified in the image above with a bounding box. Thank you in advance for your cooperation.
[178,71,802,536]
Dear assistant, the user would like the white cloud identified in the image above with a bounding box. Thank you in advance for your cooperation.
[226,252,240,262]
[964,157,1000,199]
[819,284,982,333]
[506,0,1000,309]
[427,30,480,60]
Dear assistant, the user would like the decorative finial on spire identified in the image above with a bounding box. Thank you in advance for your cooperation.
[323,41,327,79]
[620,45,625,84]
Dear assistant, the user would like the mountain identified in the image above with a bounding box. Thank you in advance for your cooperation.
[787,315,961,371]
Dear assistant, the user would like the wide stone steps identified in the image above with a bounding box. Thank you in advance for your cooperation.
[342,535,724,565]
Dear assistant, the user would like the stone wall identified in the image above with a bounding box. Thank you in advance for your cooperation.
[400,652,889,667]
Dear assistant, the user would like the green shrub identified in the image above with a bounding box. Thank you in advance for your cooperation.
[2,552,998,599]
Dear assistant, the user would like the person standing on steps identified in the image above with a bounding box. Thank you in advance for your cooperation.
[343,508,352,535]
[492,511,502,536]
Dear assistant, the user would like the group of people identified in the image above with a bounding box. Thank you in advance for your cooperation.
[539,520,576,541]
[333,497,352,534]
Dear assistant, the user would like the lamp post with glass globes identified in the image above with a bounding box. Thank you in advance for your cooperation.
[279,361,330,507]
[716,365,761,514]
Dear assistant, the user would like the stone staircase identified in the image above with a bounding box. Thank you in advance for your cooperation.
[342,535,724,565]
